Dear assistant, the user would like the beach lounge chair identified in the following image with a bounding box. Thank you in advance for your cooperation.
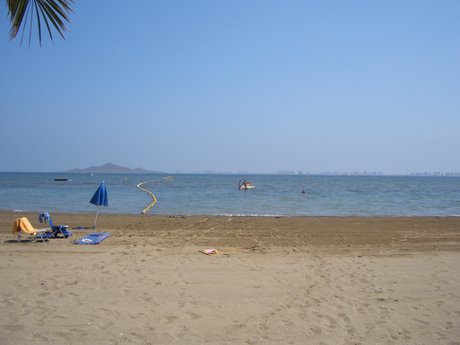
[39,212,72,238]
[12,217,52,243]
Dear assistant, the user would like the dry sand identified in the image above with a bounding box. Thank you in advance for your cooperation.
[1,211,459,345]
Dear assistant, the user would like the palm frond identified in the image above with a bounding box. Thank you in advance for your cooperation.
[7,0,74,45]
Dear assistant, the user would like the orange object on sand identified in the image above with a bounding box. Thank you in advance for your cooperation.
[12,217,51,242]
[12,217,38,235]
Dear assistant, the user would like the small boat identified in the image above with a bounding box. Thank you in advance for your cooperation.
[238,179,255,190]
[54,178,71,182]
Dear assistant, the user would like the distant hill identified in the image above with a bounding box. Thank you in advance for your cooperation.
[66,163,157,174]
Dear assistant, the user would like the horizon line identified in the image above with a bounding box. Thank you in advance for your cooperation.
[1,170,460,177]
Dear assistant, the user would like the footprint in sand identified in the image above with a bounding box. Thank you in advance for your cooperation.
[185,312,201,320]
[163,314,179,324]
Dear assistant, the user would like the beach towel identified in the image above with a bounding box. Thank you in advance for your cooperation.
[38,212,51,224]
[12,217,38,235]
[74,232,111,245]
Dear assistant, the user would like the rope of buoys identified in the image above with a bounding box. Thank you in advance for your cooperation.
[136,180,158,214]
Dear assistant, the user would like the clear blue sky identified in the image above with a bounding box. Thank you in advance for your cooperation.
[1,1,459,174]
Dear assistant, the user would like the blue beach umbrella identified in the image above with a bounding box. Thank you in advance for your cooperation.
[90,181,108,228]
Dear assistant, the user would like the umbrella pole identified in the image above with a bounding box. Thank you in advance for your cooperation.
[94,207,100,229]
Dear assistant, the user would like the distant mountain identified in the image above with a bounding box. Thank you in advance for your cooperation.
[66,163,157,174]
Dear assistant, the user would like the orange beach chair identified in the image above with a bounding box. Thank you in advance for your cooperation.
[12,217,51,243]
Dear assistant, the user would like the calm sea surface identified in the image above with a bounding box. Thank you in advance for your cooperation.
[0,173,459,216]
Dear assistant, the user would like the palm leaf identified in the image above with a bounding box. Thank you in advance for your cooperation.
[7,0,74,45]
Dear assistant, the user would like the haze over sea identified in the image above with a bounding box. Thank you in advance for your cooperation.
[1,173,459,217]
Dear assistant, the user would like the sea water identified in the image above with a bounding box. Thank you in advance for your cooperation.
[0,173,459,216]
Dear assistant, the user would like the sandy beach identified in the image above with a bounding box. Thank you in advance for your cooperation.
[1,211,459,344]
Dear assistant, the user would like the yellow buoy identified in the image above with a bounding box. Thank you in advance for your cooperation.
[136,180,157,214]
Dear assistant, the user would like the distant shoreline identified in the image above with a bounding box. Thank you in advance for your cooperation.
[1,171,460,177]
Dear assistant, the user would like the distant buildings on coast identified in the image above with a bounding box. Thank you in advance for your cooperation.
[276,170,384,176]
[408,171,460,177]
[61,163,460,177]
[276,170,460,177]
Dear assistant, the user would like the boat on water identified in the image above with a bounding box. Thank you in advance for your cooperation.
[54,178,71,182]
[238,179,255,190]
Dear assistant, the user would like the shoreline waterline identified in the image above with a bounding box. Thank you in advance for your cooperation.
[3,209,460,219]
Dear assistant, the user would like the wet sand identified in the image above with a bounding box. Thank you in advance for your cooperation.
[1,211,459,344]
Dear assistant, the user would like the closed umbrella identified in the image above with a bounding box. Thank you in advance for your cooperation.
[90,181,108,228]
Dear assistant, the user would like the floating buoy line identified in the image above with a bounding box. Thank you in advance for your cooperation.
[136,180,158,214]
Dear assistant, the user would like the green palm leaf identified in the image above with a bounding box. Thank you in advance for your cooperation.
[7,0,74,45]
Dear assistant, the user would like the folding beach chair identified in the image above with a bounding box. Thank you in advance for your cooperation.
[12,217,52,243]
[39,212,72,238]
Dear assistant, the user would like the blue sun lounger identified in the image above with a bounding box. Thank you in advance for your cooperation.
[49,218,72,238]
[74,232,111,245]
[39,212,72,238]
